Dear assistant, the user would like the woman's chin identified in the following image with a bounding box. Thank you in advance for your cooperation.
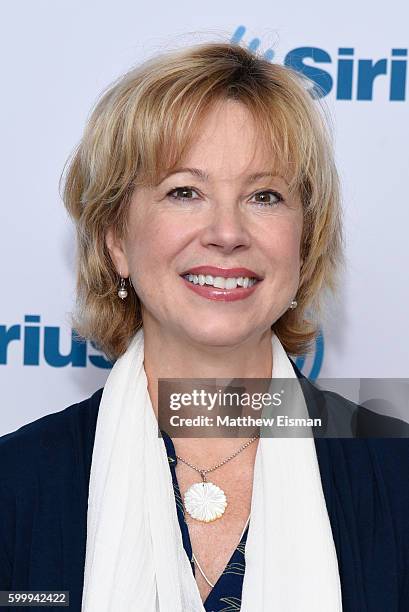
[179,318,260,349]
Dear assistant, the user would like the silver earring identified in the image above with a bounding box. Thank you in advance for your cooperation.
[289,299,298,310]
[117,277,128,300]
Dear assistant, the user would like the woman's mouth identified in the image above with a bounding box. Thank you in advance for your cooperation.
[180,273,261,302]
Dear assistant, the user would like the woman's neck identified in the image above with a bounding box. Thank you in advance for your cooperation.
[142,323,273,418]
[142,323,272,462]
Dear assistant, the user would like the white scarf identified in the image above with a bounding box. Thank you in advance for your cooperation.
[81,328,343,611]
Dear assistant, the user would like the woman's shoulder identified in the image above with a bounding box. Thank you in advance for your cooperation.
[293,364,409,496]
[0,387,103,485]
[0,388,104,590]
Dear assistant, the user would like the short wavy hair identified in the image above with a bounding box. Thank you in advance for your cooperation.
[61,41,344,362]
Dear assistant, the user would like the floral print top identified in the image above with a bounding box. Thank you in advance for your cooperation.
[161,430,249,612]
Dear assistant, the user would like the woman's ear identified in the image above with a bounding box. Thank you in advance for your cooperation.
[105,227,129,277]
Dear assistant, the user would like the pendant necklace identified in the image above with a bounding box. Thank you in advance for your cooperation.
[176,435,259,523]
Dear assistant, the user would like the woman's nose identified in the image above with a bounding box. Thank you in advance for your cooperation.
[199,202,251,253]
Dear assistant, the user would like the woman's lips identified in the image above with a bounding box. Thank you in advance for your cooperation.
[180,276,261,302]
[181,265,262,280]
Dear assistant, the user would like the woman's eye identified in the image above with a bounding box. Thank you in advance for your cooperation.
[166,187,284,207]
[250,190,284,207]
[166,186,200,201]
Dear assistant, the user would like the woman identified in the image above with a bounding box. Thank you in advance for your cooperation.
[0,41,408,612]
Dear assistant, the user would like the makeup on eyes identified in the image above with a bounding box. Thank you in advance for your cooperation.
[165,186,285,207]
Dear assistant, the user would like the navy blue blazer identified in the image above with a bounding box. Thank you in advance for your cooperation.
[1,361,408,611]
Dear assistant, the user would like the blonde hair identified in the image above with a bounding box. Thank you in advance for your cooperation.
[61,41,344,362]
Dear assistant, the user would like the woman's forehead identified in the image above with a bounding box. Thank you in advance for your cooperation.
[136,100,301,190]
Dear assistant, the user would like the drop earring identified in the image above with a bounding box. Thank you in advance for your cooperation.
[118,277,128,300]
[289,299,298,310]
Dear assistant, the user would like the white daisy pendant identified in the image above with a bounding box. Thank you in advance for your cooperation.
[184,481,228,522]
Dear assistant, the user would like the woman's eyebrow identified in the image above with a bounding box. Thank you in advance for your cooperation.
[158,167,287,185]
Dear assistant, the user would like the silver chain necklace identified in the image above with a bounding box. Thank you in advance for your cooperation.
[192,513,251,588]
[176,435,259,523]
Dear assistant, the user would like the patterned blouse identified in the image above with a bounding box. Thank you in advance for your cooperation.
[161,430,248,612]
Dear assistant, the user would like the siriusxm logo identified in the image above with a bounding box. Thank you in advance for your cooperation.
[0,315,112,369]
[1,315,324,378]
[231,25,407,101]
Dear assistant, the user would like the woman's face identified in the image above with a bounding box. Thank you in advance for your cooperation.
[106,99,304,348]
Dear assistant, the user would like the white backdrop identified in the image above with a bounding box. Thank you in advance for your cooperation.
[1,0,408,436]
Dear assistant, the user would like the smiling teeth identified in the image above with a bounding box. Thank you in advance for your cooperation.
[184,274,258,289]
